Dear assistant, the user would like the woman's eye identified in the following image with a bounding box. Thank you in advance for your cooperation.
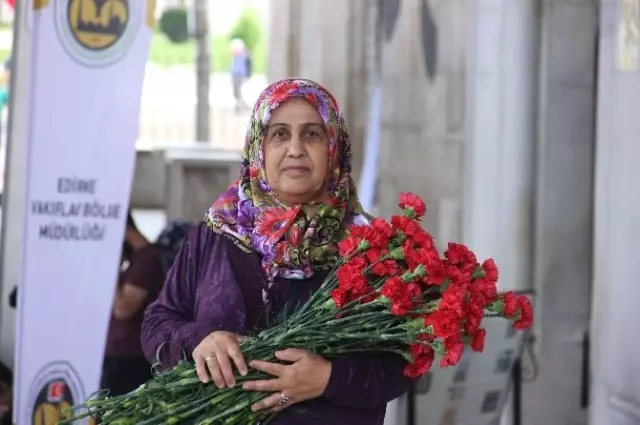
[304,130,320,139]
[273,130,287,139]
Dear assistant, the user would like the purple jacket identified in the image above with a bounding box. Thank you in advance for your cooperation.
[141,223,412,424]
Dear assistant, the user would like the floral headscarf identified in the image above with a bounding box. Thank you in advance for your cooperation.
[205,78,368,281]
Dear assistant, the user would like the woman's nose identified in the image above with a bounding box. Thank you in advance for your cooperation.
[286,137,305,157]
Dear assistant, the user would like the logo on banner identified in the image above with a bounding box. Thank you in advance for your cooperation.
[29,361,86,425]
[55,0,142,68]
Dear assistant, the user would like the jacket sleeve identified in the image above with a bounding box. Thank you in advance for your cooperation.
[321,353,414,408]
[141,223,244,367]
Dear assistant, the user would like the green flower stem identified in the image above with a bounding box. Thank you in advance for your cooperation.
[192,391,270,425]
[294,272,339,315]
[63,264,458,424]
[324,310,393,326]
[137,389,236,425]
[326,347,410,358]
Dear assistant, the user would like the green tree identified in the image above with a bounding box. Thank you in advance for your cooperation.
[228,6,262,52]
[159,7,189,43]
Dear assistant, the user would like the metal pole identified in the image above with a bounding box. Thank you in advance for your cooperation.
[358,0,383,213]
[0,0,30,370]
[512,359,523,425]
[406,384,416,425]
[287,0,301,76]
[194,0,210,142]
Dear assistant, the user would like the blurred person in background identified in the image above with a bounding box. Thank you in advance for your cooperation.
[102,211,166,396]
[154,220,196,273]
[230,38,251,111]
[0,362,11,425]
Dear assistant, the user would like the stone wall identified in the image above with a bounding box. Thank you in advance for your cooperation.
[267,0,367,180]
[267,1,600,424]
[523,1,598,424]
[376,0,469,251]
[590,0,640,423]
[269,0,470,245]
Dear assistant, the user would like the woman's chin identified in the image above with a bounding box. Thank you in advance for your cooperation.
[278,187,318,205]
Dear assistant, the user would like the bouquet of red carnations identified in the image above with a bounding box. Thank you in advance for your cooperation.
[62,193,533,425]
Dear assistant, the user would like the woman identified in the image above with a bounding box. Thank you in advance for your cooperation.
[230,38,250,111]
[141,78,412,424]
[103,212,166,396]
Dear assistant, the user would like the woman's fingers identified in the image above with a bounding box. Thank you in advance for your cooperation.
[205,355,225,388]
[249,360,285,376]
[192,332,249,387]
[227,342,248,376]
[195,355,210,384]
[215,349,236,387]
[242,378,280,392]
[251,392,290,413]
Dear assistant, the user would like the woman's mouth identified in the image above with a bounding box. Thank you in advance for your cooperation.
[283,166,310,172]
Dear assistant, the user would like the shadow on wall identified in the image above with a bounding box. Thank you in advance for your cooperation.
[379,0,438,81]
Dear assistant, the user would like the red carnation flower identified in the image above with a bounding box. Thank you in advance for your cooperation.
[371,217,395,238]
[501,291,518,317]
[403,344,435,378]
[398,192,427,219]
[365,247,385,264]
[513,295,534,330]
[371,259,399,277]
[411,230,435,250]
[349,224,372,239]
[444,242,477,266]
[401,220,423,237]
[470,278,498,304]
[425,308,461,340]
[338,236,360,256]
[482,258,499,283]
[336,264,366,291]
[381,277,415,316]
[471,328,487,352]
[330,288,349,308]
[391,214,411,231]
[440,338,465,368]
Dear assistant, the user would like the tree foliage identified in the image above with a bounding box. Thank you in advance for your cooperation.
[159,7,189,44]
[229,7,262,52]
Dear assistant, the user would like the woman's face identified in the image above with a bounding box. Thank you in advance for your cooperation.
[264,98,329,204]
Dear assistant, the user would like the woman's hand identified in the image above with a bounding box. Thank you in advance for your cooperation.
[192,331,248,388]
[242,348,332,413]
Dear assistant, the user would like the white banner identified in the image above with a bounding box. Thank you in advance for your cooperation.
[13,1,154,424]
